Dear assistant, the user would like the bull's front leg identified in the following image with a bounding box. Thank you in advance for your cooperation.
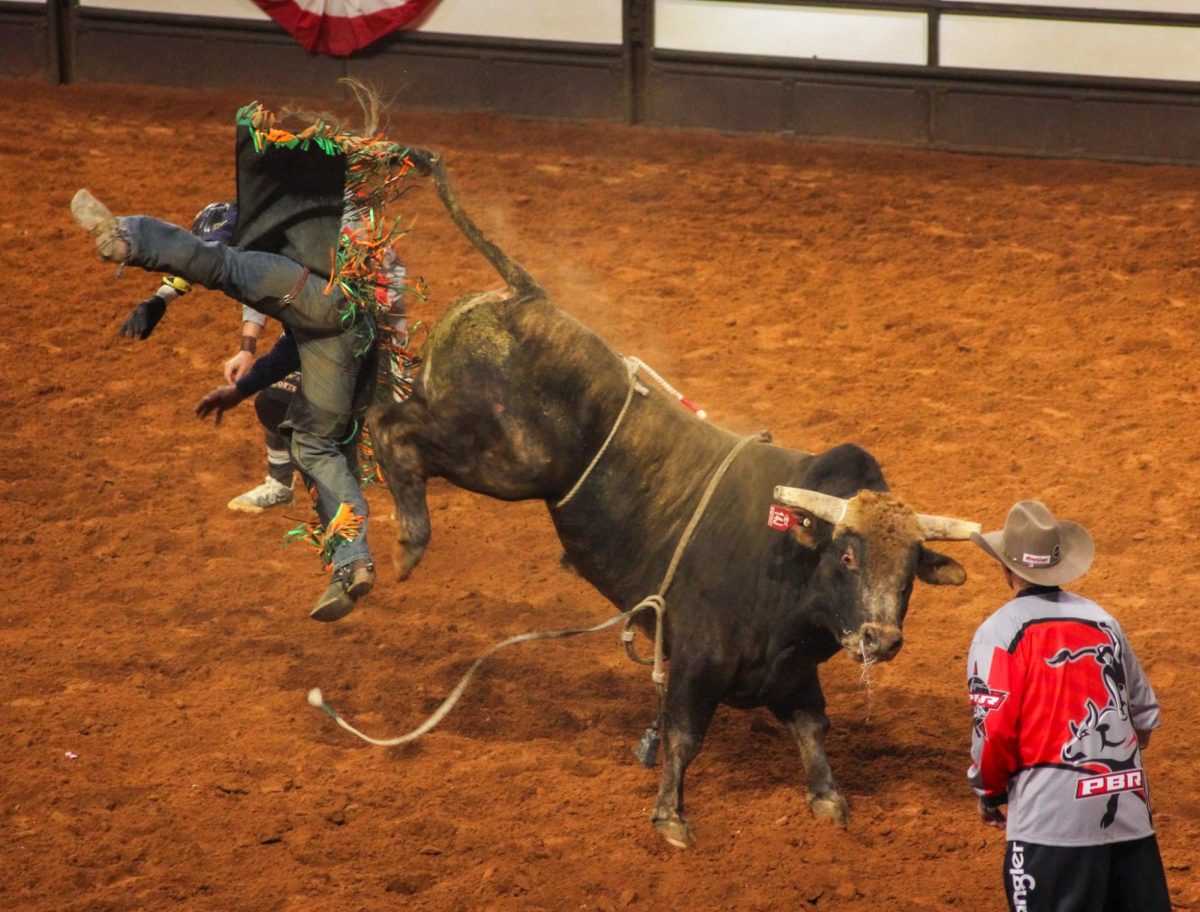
[370,408,433,580]
[771,667,849,827]
[651,658,722,849]
[387,472,431,581]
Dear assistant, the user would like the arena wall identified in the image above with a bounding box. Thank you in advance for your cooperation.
[4,0,1200,164]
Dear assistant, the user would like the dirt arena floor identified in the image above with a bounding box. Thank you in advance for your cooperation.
[1,78,1198,911]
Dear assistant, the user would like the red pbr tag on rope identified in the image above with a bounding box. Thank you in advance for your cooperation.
[767,504,795,531]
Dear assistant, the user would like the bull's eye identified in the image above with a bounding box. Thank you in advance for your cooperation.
[840,549,857,570]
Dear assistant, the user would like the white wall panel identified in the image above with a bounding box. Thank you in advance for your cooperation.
[655,0,927,66]
[941,15,1200,82]
[80,0,266,18]
[418,0,622,44]
[943,0,1200,12]
[78,0,624,44]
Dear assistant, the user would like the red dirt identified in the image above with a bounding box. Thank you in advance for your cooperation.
[2,79,1198,911]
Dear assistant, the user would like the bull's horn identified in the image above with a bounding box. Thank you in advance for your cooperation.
[773,486,848,524]
[916,514,982,541]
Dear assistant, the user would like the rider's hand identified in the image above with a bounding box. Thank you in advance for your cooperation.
[118,295,169,340]
[223,350,255,383]
[194,384,245,425]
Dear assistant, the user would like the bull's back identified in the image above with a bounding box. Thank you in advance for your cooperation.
[420,291,619,401]
[412,291,645,501]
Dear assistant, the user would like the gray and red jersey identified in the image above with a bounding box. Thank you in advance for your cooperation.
[967,587,1160,846]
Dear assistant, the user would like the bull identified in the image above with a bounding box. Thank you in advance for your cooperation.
[370,150,978,847]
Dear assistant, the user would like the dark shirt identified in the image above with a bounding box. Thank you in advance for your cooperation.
[234,330,301,398]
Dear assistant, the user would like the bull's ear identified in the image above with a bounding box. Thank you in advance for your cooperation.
[788,509,821,549]
[917,547,967,586]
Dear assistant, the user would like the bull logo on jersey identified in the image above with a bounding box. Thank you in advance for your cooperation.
[1046,622,1144,827]
[1045,621,1129,720]
[968,665,1008,737]
[1062,698,1137,768]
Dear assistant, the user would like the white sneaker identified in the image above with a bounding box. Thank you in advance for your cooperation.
[227,477,294,513]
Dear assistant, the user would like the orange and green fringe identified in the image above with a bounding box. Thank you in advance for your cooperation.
[234,99,423,322]
[283,501,366,570]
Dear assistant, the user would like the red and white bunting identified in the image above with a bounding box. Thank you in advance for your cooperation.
[254,0,440,56]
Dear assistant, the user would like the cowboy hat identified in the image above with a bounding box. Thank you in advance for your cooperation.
[971,500,1094,586]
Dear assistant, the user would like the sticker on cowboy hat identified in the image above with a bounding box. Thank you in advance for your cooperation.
[1019,546,1060,567]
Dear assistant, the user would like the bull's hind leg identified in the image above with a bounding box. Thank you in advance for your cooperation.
[770,667,849,827]
[370,405,433,580]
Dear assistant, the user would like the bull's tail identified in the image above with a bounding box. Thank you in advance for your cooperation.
[407,146,543,300]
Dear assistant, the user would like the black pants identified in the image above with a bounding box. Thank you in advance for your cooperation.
[255,376,298,451]
[1004,836,1170,912]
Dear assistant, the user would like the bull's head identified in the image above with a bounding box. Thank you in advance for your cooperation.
[774,485,978,664]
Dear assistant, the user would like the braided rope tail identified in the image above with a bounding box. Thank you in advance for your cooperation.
[308,610,650,748]
[308,432,758,751]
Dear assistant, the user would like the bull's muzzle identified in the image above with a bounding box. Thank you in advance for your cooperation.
[844,623,904,663]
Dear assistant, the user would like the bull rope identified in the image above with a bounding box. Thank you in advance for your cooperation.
[308,609,649,748]
[556,356,710,510]
[623,357,708,420]
[309,365,759,750]
[555,358,648,509]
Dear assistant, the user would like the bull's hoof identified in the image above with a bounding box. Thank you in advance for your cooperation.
[653,818,696,849]
[808,793,849,827]
[390,545,418,582]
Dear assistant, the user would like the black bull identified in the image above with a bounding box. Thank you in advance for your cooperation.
[369,151,977,848]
